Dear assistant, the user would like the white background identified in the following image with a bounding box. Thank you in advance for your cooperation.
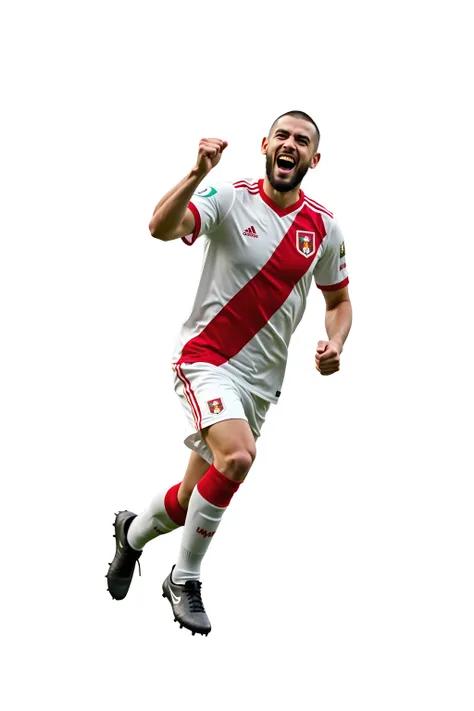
[1,1,473,709]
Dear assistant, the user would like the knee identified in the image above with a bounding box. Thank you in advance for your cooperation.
[218,447,256,482]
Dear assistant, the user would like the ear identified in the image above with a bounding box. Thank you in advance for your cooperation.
[261,136,269,155]
[310,152,321,170]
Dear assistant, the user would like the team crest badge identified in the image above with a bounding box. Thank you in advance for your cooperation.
[297,231,316,258]
[208,398,224,415]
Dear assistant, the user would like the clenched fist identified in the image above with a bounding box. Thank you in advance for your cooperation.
[315,340,341,376]
[194,138,228,178]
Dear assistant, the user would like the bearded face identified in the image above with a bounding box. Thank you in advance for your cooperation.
[265,151,311,192]
[262,117,319,193]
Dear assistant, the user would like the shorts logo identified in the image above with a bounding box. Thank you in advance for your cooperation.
[208,398,224,414]
[296,231,315,258]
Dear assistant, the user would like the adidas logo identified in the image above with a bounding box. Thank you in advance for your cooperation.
[243,225,258,238]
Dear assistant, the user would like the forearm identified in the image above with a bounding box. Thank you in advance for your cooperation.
[149,168,203,238]
[325,300,352,351]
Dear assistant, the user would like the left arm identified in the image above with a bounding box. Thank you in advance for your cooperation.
[315,286,352,376]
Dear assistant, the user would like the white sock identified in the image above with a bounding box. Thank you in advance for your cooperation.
[172,487,227,584]
[127,488,183,550]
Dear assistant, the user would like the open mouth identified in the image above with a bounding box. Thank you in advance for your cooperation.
[275,153,297,175]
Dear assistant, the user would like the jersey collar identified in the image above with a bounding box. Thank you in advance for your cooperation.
[258,179,305,217]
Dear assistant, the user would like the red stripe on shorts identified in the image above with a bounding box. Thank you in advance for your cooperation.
[175,364,202,431]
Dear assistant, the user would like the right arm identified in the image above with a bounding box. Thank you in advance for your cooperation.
[149,138,228,242]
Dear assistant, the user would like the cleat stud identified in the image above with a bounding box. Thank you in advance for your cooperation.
[192,632,195,636]
[180,625,183,629]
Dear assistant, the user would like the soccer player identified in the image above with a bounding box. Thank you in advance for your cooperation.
[106,111,352,636]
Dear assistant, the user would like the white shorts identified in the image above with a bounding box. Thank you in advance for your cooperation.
[173,363,271,464]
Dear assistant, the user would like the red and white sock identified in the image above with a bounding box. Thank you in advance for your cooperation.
[172,465,241,585]
[127,483,186,551]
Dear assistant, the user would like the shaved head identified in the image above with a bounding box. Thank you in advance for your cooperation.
[270,110,320,150]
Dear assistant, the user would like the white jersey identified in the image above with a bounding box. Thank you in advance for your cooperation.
[172,179,349,404]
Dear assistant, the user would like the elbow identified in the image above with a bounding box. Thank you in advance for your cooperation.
[149,219,165,240]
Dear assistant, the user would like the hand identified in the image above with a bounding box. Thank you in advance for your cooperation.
[315,340,342,376]
[194,138,228,178]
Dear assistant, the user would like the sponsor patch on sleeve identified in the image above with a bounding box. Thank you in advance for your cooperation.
[195,186,217,198]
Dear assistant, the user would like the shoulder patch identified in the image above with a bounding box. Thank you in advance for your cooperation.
[195,186,217,198]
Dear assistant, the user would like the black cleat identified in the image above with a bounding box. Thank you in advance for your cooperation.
[106,510,142,600]
[162,566,211,636]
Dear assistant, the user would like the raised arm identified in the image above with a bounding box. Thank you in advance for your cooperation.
[149,138,228,241]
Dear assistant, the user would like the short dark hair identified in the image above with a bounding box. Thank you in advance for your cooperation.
[270,110,320,149]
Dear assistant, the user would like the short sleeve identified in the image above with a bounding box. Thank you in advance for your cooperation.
[313,218,349,291]
[182,182,235,246]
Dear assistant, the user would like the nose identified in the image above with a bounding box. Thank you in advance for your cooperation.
[281,138,297,154]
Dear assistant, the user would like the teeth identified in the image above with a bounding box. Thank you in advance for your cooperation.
[279,155,295,165]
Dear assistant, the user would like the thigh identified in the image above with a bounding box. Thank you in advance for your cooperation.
[203,418,256,460]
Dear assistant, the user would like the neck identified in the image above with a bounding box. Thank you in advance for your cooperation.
[262,176,301,209]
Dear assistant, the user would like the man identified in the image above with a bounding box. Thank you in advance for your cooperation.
[106,110,352,637]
